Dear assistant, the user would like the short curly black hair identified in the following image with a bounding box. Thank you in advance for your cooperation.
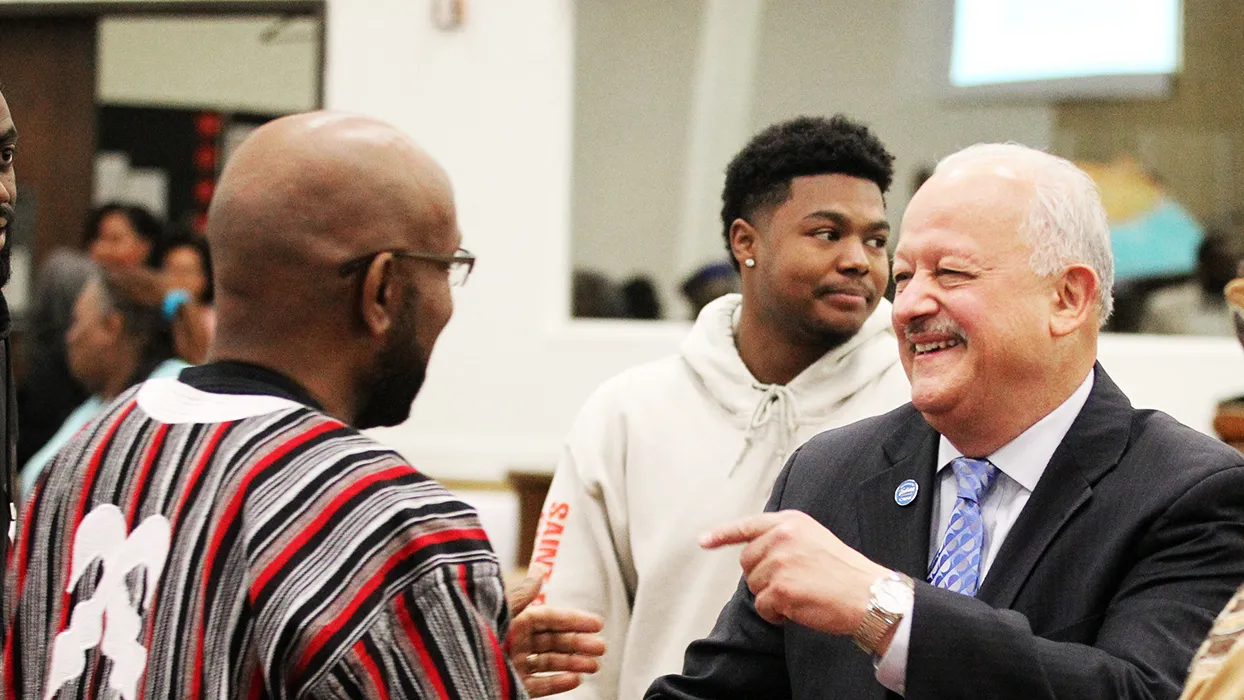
[720,115,895,270]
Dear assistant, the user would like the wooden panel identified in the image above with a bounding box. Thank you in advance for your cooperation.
[0,18,97,268]
[508,469,554,569]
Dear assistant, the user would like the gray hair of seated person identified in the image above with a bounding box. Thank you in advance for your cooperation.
[935,143,1115,324]
[94,270,177,387]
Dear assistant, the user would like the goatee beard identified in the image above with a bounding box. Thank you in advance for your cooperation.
[0,242,12,288]
[353,286,427,431]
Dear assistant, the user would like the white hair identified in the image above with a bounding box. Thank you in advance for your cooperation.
[934,143,1115,323]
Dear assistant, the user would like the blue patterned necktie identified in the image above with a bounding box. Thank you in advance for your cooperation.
[928,457,999,596]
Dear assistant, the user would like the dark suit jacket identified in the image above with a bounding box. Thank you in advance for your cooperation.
[647,366,1244,699]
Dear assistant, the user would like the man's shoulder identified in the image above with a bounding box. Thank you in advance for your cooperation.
[1124,407,1244,477]
[799,402,922,454]
[784,404,923,483]
[596,354,689,395]
[575,354,693,415]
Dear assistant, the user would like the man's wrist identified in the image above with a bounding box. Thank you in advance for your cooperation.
[852,571,914,656]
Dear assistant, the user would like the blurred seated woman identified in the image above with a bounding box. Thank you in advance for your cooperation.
[19,270,188,499]
[16,205,168,464]
[161,235,215,363]
[110,233,216,364]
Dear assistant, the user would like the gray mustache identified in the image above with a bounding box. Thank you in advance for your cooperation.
[902,317,966,342]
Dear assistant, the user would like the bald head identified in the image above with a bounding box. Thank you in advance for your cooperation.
[210,112,454,287]
[205,111,461,426]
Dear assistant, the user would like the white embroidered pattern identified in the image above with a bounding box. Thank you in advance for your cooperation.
[45,504,171,700]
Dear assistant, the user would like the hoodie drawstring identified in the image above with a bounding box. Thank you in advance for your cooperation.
[729,383,800,476]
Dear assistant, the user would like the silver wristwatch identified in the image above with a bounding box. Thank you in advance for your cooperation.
[852,571,915,655]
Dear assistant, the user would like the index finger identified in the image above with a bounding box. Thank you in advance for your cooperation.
[520,606,605,634]
[699,513,784,549]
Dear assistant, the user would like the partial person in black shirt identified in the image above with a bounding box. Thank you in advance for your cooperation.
[0,87,21,576]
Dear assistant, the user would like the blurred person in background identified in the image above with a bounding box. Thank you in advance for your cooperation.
[680,261,739,319]
[573,268,629,319]
[1140,226,1244,336]
[18,204,169,462]
[19,270,187,498]
[110,233,216,364]
[83,202,167,271]
[15,250,93,466]
[621,275,663,319]
[161,234,216,363]
[1179,264,1244,700]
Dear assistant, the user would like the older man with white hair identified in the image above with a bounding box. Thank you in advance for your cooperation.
[646,143,1244,699]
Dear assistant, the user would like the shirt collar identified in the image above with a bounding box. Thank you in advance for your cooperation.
[936,370,1095,492]
[177,360,324,411]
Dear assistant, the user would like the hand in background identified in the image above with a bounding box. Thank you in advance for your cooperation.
[506,564,607,697]
[173,301,214,365]
[107,266,169,307]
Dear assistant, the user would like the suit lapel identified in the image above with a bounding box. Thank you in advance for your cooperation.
[856,410,939,579]
[976,364,1133,608]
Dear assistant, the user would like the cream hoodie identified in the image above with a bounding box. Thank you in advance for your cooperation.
[531,293,910,700]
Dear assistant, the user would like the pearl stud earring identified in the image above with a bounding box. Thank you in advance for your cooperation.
[744,258,756,268]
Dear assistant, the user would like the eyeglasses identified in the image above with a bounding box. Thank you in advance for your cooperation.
[337,247,476,287]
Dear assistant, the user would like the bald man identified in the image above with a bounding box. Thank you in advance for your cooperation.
[3,112,601,699]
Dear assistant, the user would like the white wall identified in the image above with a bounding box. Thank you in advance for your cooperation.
[97,15,319,114]
[570,0,703,314]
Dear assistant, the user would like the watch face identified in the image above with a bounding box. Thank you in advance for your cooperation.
[875,577,914,610]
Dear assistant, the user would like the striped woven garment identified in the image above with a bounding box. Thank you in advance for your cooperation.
[2,373,525,700]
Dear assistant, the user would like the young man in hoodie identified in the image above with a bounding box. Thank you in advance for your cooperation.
[527,115,910,699]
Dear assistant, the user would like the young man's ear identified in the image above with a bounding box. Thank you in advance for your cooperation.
[359,253,395,337]
[1049,264,1099,337]
[730,218,758,270]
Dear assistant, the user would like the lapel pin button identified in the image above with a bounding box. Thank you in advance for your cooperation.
[894,479,919,507]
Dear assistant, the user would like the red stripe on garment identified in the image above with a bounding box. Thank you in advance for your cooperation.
[296,527,491,675]
[190,420,341,699]
[55,400,139,636]
[170,421,234,526]
[137,419,234,700]
[456,564,469,600]
[127,422,170,525]
[14,476,43,598]
[395,592,449,699]
[248,669,265,700]
[4,473,46,699]
[249,464,416,602]
[354,638,391,700]
[487,623,514,699]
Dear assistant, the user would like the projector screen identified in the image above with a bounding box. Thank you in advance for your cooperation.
[948,0,1181,99]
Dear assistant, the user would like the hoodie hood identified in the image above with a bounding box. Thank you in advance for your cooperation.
[681,293,901,424]
[680,293,903,474]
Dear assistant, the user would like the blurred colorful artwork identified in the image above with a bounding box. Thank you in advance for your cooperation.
[1077,157,1204,282]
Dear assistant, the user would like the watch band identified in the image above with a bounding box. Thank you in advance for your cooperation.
[852,571,914,655]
